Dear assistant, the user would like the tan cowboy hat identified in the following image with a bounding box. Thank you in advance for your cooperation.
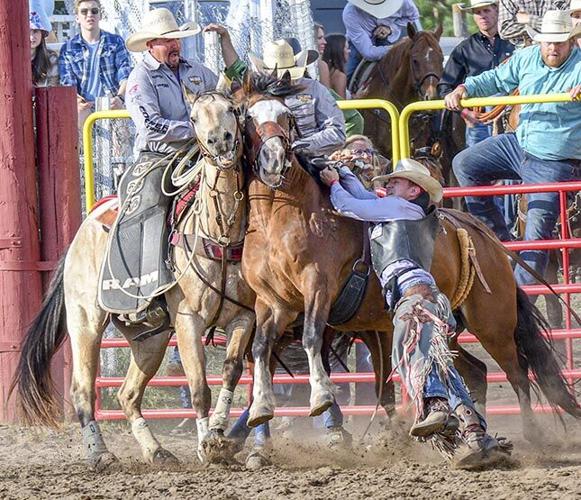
[372,158,443,203]
[526,10,577,43]
[126,8,201,52]
[347,0,404,19]
[570,0,581,13]
[249,40,318,79]
[458,0,497,13]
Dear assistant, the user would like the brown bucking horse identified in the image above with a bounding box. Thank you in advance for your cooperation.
[238,72,580,445]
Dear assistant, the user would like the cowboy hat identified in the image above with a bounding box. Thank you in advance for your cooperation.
[372,158,443,203]
[29,0,52,35]
[249,40,318,80]
[458,0,497,13]
[126,8,200,52]
[284,37,319,65]
[347,0,404,19]
[526,10,577,43]
[570,0,581,13]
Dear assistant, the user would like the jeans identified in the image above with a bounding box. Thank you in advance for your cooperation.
[465,123,492,148]
[453,133,581,286]
[169,346,192,409]
[391,293,484,427]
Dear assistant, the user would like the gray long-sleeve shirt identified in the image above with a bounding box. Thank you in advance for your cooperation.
[126,52,218,154]
[287,77,346,155]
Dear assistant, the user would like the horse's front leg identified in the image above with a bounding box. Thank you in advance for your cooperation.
[303,277,335,417]
[248,299,295,427]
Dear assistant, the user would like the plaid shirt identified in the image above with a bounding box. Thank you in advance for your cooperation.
[58,30,132,100]
[498,0,571,45]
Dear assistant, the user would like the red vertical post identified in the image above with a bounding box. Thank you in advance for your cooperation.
[0,0,44,422]
[35,86,81,418]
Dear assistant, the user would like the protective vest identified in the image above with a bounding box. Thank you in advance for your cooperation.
[369,206,440,277]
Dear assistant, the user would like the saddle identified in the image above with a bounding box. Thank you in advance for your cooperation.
[347,59,378,96]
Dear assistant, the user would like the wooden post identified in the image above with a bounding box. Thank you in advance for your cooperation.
[35,86,81,419]
[0,0,44,422]
[452,3,468,38]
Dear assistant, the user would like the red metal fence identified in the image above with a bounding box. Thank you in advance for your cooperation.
[95,180,581,421]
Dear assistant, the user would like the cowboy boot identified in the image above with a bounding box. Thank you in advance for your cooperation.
[455,404,508,470]
[409,397,459,438]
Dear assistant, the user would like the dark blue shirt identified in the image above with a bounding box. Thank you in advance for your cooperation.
[438,32,514,97]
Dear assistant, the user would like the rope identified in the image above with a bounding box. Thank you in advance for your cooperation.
[450,228,476,310]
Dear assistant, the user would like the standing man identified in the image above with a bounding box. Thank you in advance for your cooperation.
[319,159,509,469]
[439,0,514,147]
[343,0,422,80]
[572,0,581,47]
[498,0,570,46]
[59,0,132,127]
[447,10,581,287]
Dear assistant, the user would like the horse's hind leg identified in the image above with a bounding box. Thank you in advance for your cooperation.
[67,305,117,471]
[117,330,177,464]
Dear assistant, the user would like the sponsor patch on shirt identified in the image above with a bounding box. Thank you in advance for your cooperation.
[189,75,202,85]
[296,94,313,103]
[128,83,140,95]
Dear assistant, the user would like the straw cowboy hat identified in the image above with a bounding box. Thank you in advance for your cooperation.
[347,0,404,19]
[458,0,497,13]
[526,10,577,43]
[126,8,200,52]
[571,0,581,13]
[373,158,443,203]
[249,40,319,79]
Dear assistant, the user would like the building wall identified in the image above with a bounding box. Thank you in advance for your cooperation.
[311,0,346,34]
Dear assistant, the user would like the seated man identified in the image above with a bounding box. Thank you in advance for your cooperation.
[446,10,581,288]
[343,0,422,80]
[320,159,507,469]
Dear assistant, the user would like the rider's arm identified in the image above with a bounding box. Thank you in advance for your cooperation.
[126,68,193,144]
[498,0,526,43]
[463,48,523,97]
[344,6,391,61]
[292,83,346,155]
[337,167,377,200]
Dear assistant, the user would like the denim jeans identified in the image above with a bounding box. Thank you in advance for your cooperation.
[391,293,484,426]
[465,123,492,148]
[169,346,192,409]
[453,133,581,286]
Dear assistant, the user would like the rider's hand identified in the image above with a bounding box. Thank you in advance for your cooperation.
[204,23,230,41]
[516,11,530,24]
[569,84,581,101]
[461,108,481,127]
[445,85,467,112]
[320,167,340,187]
[373,25,391,40]
[109,96,124,110]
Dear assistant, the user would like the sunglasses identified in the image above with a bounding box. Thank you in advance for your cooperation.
[350,148,375,156]
[79,7,100,15]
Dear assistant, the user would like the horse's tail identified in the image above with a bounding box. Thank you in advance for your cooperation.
[514,287,581,418]
[9,253,68,427]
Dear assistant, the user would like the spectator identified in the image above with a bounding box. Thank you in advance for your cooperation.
[439,0,514,147]
[343,0,422,79]
[322,33,365,136]
[446,10,581,289]
[498,0,570,47]
[315,22,331,88]
[572,0,581,48]
[29,5,59,87]
[59,0,132,127]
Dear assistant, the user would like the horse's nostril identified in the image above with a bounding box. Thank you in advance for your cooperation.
[224,131,232,142]
[207,136,217,145]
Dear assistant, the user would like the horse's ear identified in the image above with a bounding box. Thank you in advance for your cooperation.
[407,22,418,40]
[182,84,198,106]
[216,73,232,95]
[280,69,292,85]
[434,24,443,41]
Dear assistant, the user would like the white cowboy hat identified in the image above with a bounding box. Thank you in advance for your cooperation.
[570,0,581,13]
[526,10,577,43]
[458,0,497,13]
[249,40,318,80]
[347,0,404,19]
[372,158,443,203]
[126,8,200,52]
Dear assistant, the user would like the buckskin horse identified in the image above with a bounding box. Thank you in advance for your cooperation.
[239,72,580,445]
[354,23,444,160]
[11,91,256,469]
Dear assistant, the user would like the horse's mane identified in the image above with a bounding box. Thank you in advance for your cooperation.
[243,71,305,99]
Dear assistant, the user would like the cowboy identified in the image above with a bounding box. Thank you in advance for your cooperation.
[318,159,507,469]
[438,0,514,147]
[571,0,581,48]
[249,40,346,156]
[99,8,242,321]
[342,0,422,80]
[498,0,570,47]
[447,10,581,289]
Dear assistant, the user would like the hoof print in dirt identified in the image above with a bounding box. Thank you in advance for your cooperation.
[245,450,271,470]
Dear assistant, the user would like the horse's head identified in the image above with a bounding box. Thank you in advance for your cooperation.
[240,71,303,189]
[190,91,242,170]
[407,23,444,100]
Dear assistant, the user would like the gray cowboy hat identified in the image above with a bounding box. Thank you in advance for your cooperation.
[526,10,578,43]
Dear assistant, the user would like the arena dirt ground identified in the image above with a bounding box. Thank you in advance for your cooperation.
[1,412,580,500]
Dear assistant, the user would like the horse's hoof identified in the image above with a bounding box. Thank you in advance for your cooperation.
[326,427,353,451]
[245,449,271,470]
[88,451,119,472]
[247,407,274,428]
[309,393,334,417]
[201,430,240,464]
[152,447,179,465]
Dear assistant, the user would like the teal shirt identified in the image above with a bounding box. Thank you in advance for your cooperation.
[464,45,581,161]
